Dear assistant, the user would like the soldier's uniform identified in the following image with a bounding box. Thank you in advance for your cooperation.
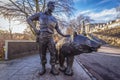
[27,10,69,75]
[27,1,70,75]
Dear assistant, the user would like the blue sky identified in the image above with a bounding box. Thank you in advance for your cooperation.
[0,0,120,33]
[73,0,120,23]
[74,0,118,12]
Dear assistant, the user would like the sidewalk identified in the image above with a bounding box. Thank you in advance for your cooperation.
[0,54,93,80]
[98,45,120,55]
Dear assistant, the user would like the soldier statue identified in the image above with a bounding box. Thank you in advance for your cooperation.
[27,1,69,75]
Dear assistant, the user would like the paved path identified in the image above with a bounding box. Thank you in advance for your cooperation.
[0,53,92,80]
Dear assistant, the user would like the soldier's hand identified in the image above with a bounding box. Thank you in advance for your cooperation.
[65,35,70,37]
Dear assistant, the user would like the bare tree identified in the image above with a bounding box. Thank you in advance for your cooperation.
[23,26,35,40]
[68,14,93,34]
[69,19,77,31]
[0,0,75,35]
[8,17,13,39]
[77,14,93,24]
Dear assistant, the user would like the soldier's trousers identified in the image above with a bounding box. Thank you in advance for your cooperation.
[38,32,56,65]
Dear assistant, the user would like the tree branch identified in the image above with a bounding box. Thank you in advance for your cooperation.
[9,0,28,17]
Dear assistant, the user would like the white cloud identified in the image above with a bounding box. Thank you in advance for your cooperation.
[0,0,16,2]
[0,0,26,33]
[0,0,16,6]
[0,0,10,4]
[73,0,80,2]
[71,10,93,20]
[78,10,92,14]
[77,8,117,23]
[89,8,117,22]
[96,0,110,6]
[0,17,26,33]
[0,0,6,1]
[73,0,87,3]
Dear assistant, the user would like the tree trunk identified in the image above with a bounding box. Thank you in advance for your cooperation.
[8,18,13,39]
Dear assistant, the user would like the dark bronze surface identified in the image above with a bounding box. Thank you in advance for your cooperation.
[27,1,69,75]
[57,33,101,76]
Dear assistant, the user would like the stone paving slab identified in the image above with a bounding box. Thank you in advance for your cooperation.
[0,54,92,80]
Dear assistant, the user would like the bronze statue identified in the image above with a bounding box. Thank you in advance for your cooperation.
[56,32,101,76]
[27,1,69,75]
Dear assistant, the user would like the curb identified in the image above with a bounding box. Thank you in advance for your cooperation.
[75,58,97,80]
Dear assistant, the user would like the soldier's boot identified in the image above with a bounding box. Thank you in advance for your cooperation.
[50,65,59,75]
[39,64,46,75]
[59,65,66,72]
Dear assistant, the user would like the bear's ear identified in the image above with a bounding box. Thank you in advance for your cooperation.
[73,31,77,37]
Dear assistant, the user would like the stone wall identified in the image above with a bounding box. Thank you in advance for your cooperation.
[93,34,120,47]
[4,40,38,60]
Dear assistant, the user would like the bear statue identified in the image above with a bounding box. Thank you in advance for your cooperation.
[56,32,101,76]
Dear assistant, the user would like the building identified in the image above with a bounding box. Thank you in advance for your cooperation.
[86,19,120,33]
[107,19,120,28]
[85,23,105,33]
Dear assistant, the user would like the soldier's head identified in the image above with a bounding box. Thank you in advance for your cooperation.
[47,1,55,12]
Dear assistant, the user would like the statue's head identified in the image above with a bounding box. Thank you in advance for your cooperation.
[47,1,55,12]
[73,34,101,53]
[56,34,101,56]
